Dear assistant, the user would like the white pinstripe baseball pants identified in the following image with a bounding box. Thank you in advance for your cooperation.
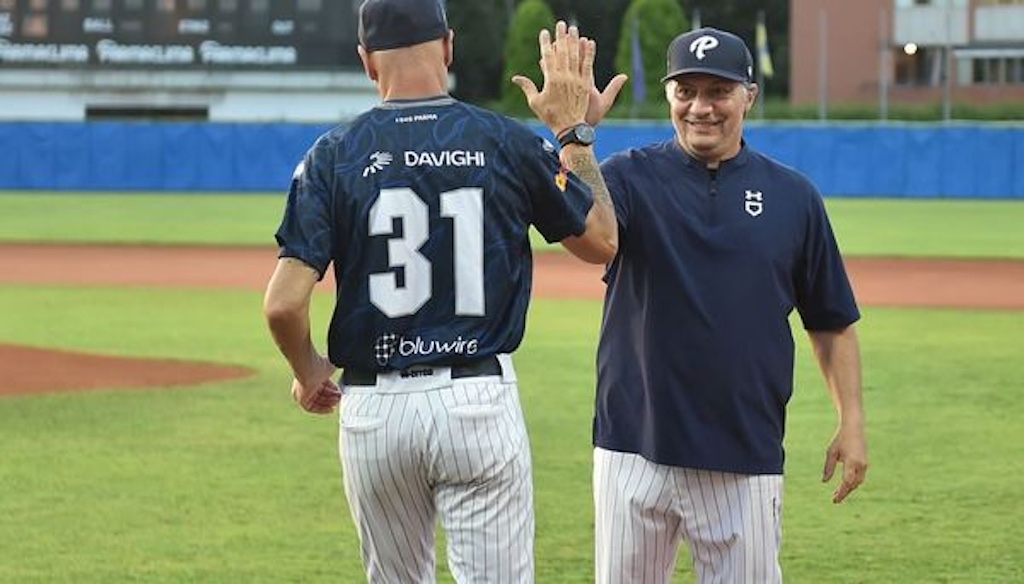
[594,448,783,584]
[338,356,534,583]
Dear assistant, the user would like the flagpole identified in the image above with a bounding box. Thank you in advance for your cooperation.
[629,17,646,120]
[756,10,766,120]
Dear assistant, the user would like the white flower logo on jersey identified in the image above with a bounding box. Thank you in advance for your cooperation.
[363,151,393,177]
[374,333,399,366]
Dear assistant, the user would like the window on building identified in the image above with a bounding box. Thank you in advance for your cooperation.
[30,0,48,10]
[91,0,112,12]
[218,0,238,12]
[895,46,948,86]
[0,0,17,10]
[22,14,48,37]
[971,57,1024,84]
[157,0,176,12]
[186,0,206,10]
[298,0,322,11]
[60,0,79,10]
[123,0,144,10]
[1010,58,1024,83]
[120,19,143,34]
[251,0,269,13]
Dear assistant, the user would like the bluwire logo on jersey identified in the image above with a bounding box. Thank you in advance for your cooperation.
[404,150,486,168]
[374,332,480,365]
[398,335,480,358]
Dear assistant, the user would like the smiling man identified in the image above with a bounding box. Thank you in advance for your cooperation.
[583,27,870,583]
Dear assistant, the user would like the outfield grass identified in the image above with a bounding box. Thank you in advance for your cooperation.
[1,192,1022,581]
[0,287,1021,582]
[1,192,1023,258]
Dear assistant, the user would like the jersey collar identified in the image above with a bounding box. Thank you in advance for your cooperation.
[672,138,752,171]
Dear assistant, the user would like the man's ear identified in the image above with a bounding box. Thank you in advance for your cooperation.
[745,83,759,113]
[358,45,378,81]
[444,30,455,68]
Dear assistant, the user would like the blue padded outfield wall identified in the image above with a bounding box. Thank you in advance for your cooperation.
[0,121,1022,198]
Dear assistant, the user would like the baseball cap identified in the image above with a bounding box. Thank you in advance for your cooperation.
[358,0,449,52]
[661,27,753,84]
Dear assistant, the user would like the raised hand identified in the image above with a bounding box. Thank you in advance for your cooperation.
[512,21,592,137]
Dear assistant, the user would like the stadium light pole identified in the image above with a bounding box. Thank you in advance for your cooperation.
[818,5,828,121]
[942,0,953,122]
[879,7,889,121]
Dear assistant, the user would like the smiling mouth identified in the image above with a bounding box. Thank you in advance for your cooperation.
[686,120,719,129]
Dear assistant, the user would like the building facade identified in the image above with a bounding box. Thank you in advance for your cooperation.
[0,0,377,122]
[790,0,1024,110]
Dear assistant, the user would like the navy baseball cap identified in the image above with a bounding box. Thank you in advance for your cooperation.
[358,0,449,52]
[662,27,753,84]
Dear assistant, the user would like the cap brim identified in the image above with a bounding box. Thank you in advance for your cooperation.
[661,67,748,83]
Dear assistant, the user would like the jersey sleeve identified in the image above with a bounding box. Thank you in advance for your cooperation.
[794,183,861,331]
[512,130,593,243]
[273,134,336,278]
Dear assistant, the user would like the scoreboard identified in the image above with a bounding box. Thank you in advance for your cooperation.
[0,0,360,69]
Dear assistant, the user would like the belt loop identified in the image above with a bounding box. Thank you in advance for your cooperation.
[497,354,516,383]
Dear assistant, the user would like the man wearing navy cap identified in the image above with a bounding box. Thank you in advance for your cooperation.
[263,0,622,581]
[584,27,870,582]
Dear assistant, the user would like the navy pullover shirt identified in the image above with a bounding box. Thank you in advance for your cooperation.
[595,139,860,475]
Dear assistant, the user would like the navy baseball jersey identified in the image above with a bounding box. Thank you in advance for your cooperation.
[595,139,860,475]
[275,96,593,371]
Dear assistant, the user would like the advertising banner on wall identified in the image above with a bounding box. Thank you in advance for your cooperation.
[0,0,359,69]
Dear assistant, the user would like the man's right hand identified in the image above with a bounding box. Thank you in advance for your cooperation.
[291,353,340,415]
[511,20,592,137]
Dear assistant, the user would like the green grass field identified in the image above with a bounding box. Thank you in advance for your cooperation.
[2,192,1024,258]
[1,193,1022,582]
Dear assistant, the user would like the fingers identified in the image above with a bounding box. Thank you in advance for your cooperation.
[821,447,838,482]
[511,75,539,100]
[833,460,868,504]
[292,378,342,415]
[538,28,552,76]
[581,37,596,84]
[822,444,868,504]
[602,73,629,102]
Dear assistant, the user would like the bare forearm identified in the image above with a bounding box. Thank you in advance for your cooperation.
[810,326,865,427]
[263,258,321,384]
[559,143,618,263]
[266,308,317,383]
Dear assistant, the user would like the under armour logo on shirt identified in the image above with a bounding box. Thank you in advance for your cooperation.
[745,190,764,217]
[689,36,719,60]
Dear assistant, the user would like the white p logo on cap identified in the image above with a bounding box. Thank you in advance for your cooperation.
[689,35,719,60]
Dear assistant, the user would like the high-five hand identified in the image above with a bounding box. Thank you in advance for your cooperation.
[512,21,592,137]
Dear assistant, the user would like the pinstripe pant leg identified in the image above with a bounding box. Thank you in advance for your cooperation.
[432,379,534,583]
[339,392,437,583]
[674,469,783,584]
[594,448,684,584]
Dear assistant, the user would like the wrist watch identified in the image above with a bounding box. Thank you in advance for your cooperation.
[557,123,596,147]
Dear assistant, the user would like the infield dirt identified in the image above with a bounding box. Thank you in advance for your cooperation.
[2,244,1022,396]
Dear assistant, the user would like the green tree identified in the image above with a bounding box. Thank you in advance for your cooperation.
[684,0,790,98]
[615,0,689,108]
[447,0,509,103]
[546,0,632,93]
[500,0,555,114]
